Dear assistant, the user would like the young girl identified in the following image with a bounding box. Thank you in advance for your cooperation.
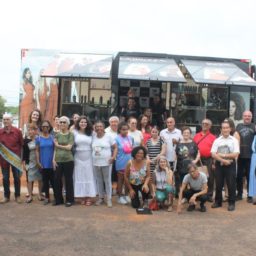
[152,156,175,212]
[22,123,43,203]
[115,122,134,204]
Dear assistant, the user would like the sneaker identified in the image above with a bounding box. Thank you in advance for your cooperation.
[1,197,10,204]
[167,206,173,212]
[181,198,187,204]
[65,202,72,207]
[187,204,195,212]
[247,197,253,203]
[228,204,235,211]
[15,197,22,204]
[117,196,128,205]
[124,196,131,204]
[95,198,104,206]
[107,199,112,208]
[200,205,207,212]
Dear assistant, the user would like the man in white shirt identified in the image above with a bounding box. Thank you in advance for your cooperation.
[160,117,182,169]
[105,116,119,141]
[105,116,119,195]
[211,121,240,211]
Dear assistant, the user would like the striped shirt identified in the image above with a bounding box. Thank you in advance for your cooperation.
[146,137,164,172]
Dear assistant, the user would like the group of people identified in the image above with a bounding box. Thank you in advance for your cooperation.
[0,107,256,214]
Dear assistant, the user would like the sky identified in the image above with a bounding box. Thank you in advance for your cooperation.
[0,0,256,106]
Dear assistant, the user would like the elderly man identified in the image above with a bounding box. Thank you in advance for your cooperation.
[211,120,240,211]
[236,110,255,202]
[105,116,119,195]
[193,119,216,202]
[160,117,182,169]
[177,163,208,213]
[0,113,23,203]
[105,116,119,140]
[160,117,182,197]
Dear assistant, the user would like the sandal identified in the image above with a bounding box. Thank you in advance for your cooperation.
[85,200,93,206]
[81,200,86,205]
[26,198,33,204]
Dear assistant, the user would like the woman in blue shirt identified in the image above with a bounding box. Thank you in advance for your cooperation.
[36,120,55,205]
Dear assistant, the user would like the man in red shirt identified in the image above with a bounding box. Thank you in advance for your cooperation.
[193,119,216,202]
[0,113,23,203]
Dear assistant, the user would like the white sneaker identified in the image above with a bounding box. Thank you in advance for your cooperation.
[95,198,104,206]
[118,196,127,205]
[181,198,187,204]
[125,196,131,204]
[107,199,112,208]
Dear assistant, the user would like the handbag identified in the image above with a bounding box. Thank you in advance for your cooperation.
[197,159,209,177]
[149,198,159,211]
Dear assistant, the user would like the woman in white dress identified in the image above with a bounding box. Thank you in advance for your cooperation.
[73,116,96,205]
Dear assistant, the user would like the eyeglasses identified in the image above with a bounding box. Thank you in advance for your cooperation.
[60,121,67,124]
[202,122,210,125]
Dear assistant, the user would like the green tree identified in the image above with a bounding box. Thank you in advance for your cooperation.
[0,95,6,117]
[6,106,19,116]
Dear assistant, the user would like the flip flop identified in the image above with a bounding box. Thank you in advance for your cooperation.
[85,200,93,206]
[81,200,86,205]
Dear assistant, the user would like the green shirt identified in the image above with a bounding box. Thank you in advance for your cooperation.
[55,132,74,162]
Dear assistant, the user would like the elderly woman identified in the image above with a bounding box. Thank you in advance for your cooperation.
[93,121,117,208]
[124,146,150,208]
[152,156,175,211]
[53,116,74,207]
[175,126,200,195]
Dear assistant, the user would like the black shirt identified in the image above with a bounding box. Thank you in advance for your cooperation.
[236,123,255,158]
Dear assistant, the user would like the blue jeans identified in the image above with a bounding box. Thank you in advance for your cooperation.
[2,166,21,198]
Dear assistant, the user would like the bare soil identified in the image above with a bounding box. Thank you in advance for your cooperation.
[0,190,256,256]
